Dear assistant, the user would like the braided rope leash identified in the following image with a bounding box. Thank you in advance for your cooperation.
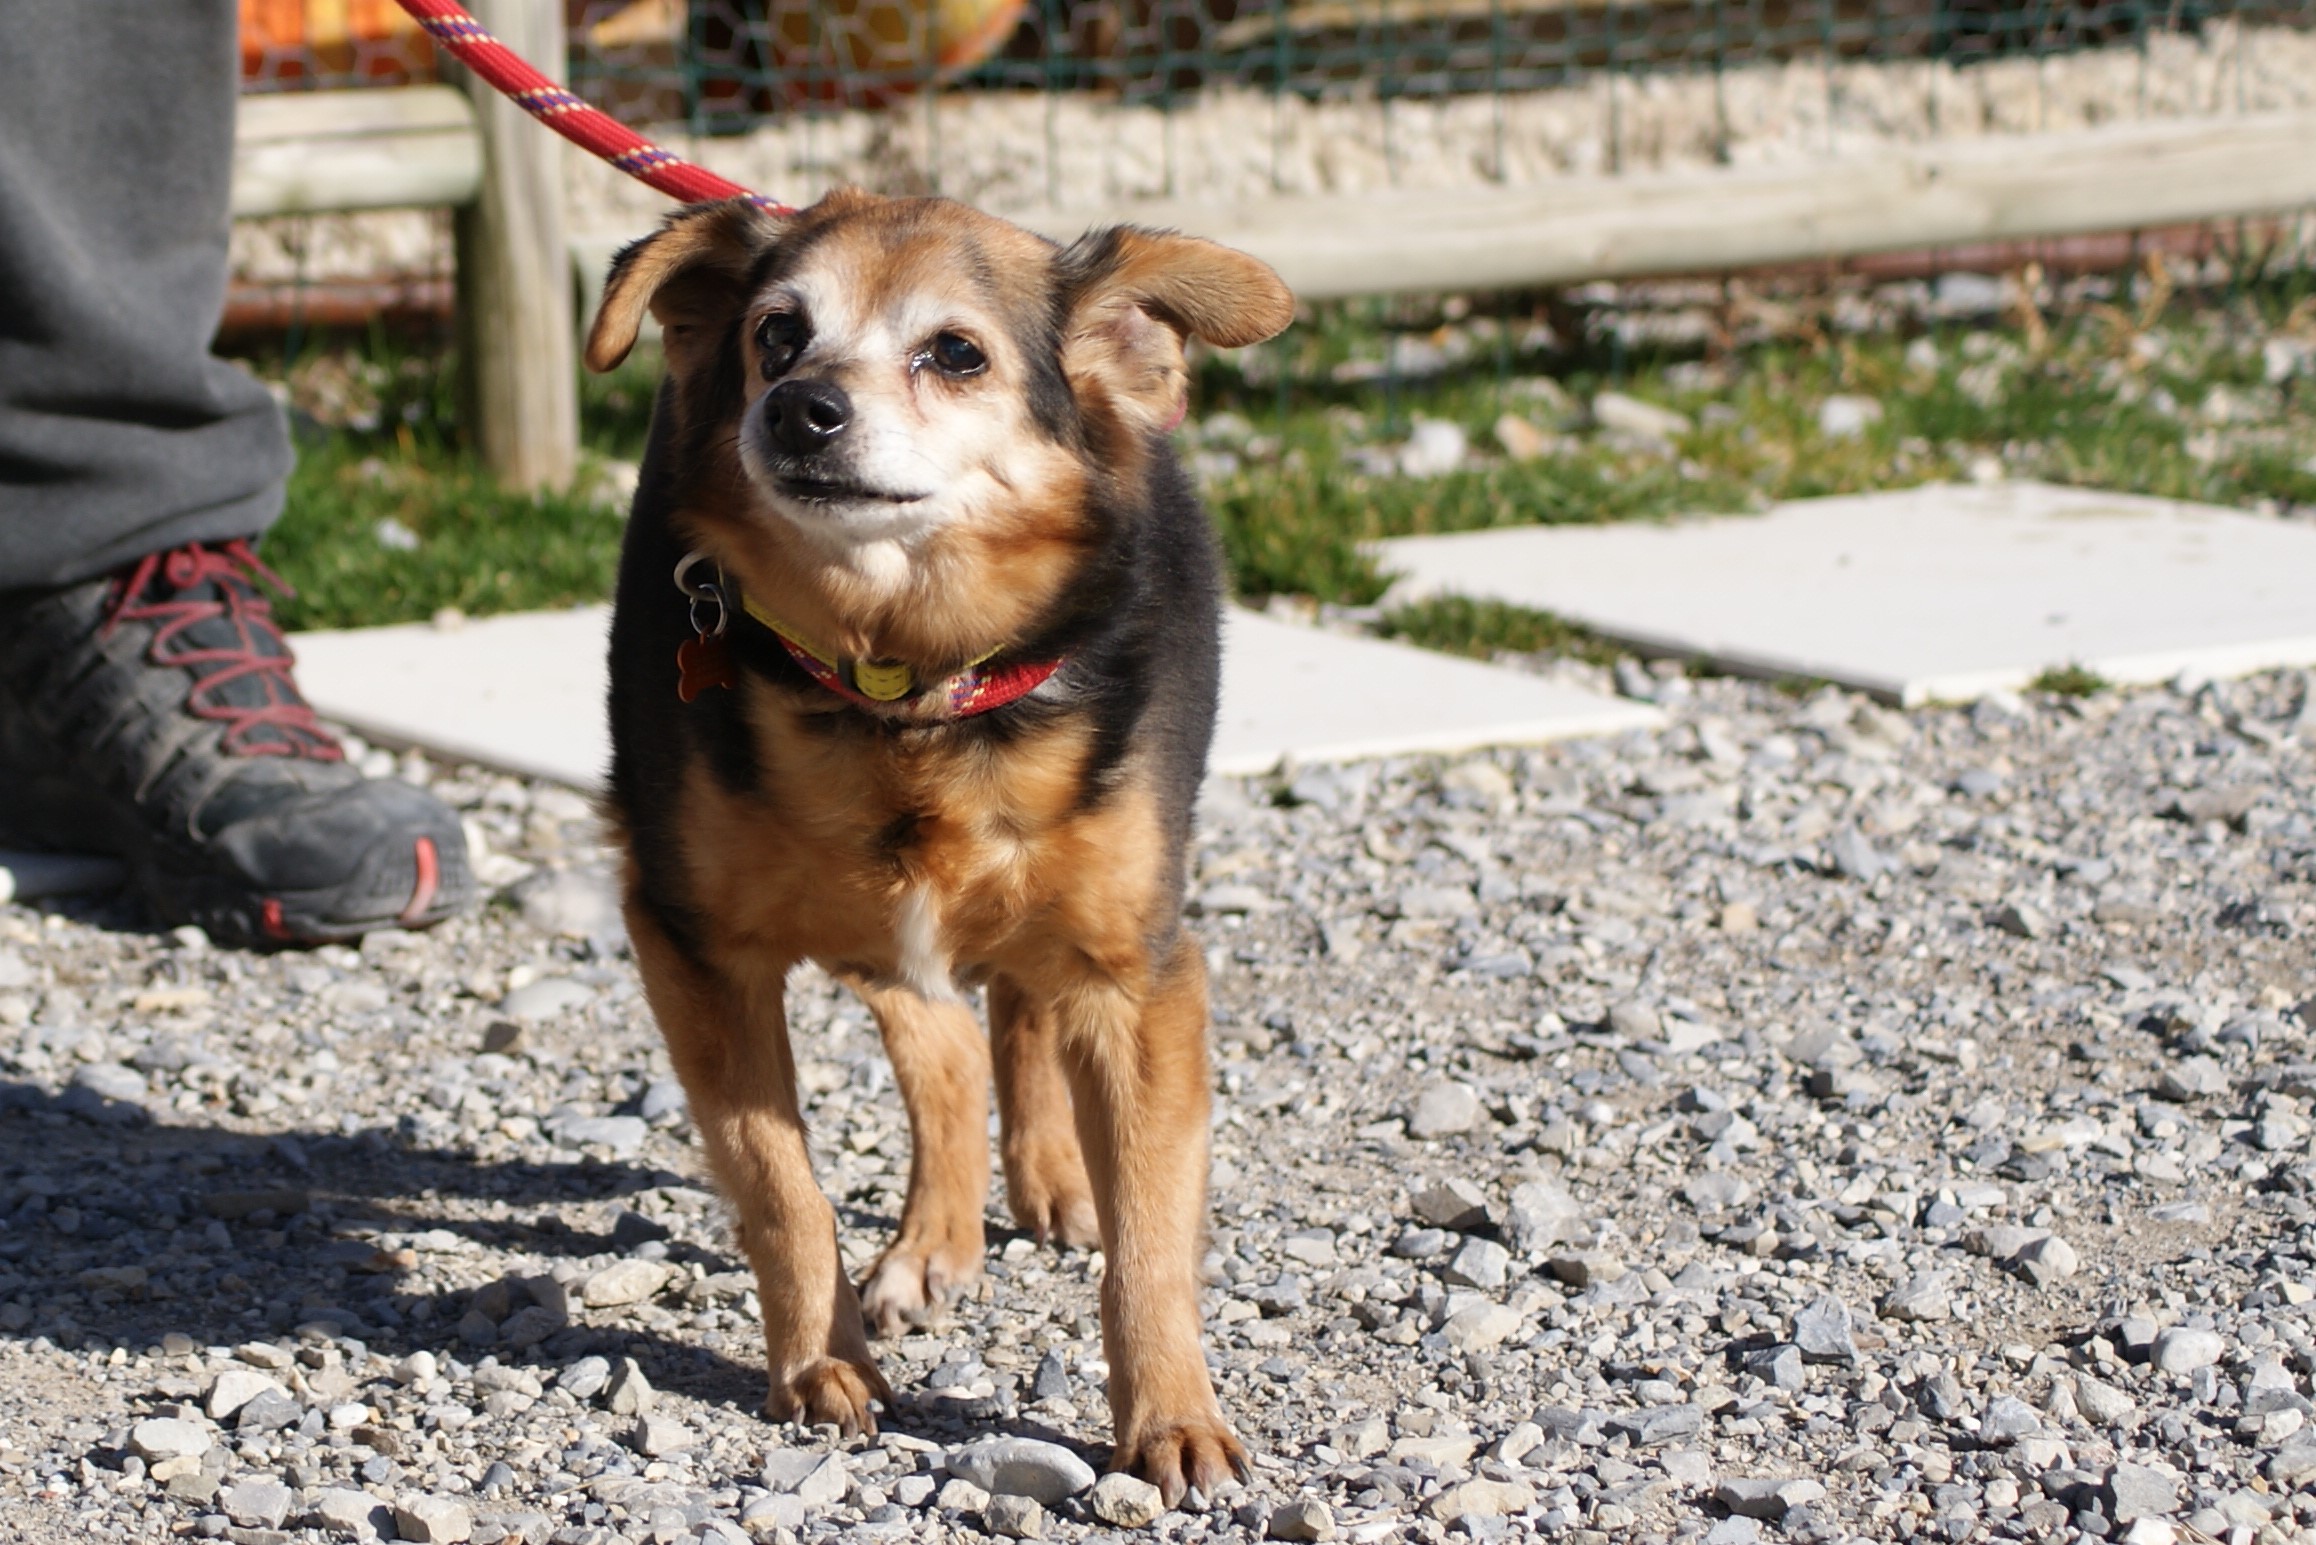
[392,0,792,213]
[390,2,1074,719]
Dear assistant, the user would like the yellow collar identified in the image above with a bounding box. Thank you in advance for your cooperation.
[735,591,1003,705]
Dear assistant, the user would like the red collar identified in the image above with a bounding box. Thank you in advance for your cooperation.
[672,552,1064,718]
[762,620,1064,717]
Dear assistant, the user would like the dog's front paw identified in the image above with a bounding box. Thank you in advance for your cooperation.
[766,1356,891,1437]
[859,1235,982,1337]
[1114,1417,1249,1509]
[1005,1145,1101,1250]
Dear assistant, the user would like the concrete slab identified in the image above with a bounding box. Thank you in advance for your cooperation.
[290,604,1657,790]
[1209,611,1660,774]
[293,605,614,788]
[1376,481,2316,706]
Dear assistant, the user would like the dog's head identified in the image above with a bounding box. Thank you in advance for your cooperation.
[588,190,1293,572]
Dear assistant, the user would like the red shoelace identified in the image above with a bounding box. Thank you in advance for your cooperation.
[104,540,344,761]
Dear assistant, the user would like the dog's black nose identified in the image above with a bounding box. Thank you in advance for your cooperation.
[763,380,852,456]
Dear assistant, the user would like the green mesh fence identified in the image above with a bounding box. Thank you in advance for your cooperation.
[551,0,2316,133]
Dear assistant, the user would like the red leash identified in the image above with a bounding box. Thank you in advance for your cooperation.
[393,0,791,213]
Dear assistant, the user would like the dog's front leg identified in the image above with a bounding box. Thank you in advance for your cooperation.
[1053,935,1246,1505]
[851,979,992,1335]
[627,912,890,1434]
[989,974,1100,1249]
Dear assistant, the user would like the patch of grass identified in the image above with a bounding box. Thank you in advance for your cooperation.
[266,435,629,632]
[1206,431,1756,604]
[2029,662,2112,697]
[1209,465,1395,605]
[249,335,661,631]
[1378,594,1622,665]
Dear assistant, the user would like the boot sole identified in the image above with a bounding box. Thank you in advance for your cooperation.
[0,770,474,947]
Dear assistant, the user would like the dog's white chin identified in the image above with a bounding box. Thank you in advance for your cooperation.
[750,489,942,601]
[763,486,951,549]
[843,536,914,596]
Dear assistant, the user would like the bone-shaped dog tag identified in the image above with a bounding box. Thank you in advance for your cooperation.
[676,636,735,701]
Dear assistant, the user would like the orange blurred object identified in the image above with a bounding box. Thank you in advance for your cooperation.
[764,0,1030,96]
[672,0,1032,112]
[239,0,432,85]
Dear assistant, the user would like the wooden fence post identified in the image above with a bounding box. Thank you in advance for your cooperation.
[452,0,578,492]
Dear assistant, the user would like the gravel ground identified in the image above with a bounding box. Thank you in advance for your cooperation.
[4,658,2315,1545]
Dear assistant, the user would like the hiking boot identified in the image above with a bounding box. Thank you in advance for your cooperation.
[0,539,473,946]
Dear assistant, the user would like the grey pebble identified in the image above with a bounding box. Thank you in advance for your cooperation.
[499,976,596,1021]
[2157,1056,2230,1101]
[558,1355,612,1400]
[945,1437,1096,1504]
[309,1488,394,1537]
[2150,1327,2225,1376]
[1746,1345,1805,1392]
[2269,1434,2316,1486]
[544,1110,648,1155]
[1030,1348,1070,1403]
[1409,1177,1491,1231]
[1827,827,1888,881]
[128,1418,210,1462]
[1503,1179,1587,1252]
[2105,1463,2180,1523]
[69,1062,148,1104]
[1880,1273,1953,1322]
[1441,1236,1512,1289]
[221,1477,293,1530]
[1407,1080,1483,1138]
[1980,1395,2043,1443]
[1715,1478,1827,1520]
[1088,1472,1166,1527]
[1267,1499,1337,1541]
[392,1494,473,1544]
[1611,1404,1704,1445]
[1792,1294,1858,1363]
[983,1492,1046,1537]
[603,1355,654,1415]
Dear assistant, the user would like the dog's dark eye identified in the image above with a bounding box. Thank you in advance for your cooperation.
[756,312,808,378]
[928,332,987,378]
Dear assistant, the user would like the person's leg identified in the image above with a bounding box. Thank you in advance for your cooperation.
[0,0,476,946]
[0,0,291,584]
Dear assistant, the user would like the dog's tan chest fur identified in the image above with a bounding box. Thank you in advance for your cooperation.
[674,688,1169,992]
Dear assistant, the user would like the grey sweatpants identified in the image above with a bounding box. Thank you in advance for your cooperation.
[0,0,291,591]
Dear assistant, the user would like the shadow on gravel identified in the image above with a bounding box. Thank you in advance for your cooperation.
[0,1081,1116,1448]
[0,1078,771,1410]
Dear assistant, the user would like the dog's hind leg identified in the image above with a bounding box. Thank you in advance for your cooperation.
[849,979,992,1336]
[989,974,1100,1249]
[626,907,890,1435]
[1051,937,1247,1504]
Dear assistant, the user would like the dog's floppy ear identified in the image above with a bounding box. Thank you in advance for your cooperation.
[1057,227,1295,432]
[585,198,788,375]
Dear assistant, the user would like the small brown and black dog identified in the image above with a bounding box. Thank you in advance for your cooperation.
[583,188,1294,1502]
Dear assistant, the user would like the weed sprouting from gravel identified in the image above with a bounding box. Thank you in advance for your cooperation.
[1377,595,1624,666]
[2029,663,2114,698]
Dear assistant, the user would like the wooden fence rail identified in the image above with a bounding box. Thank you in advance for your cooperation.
[231,22,2316,484]
[234,0,574,492]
